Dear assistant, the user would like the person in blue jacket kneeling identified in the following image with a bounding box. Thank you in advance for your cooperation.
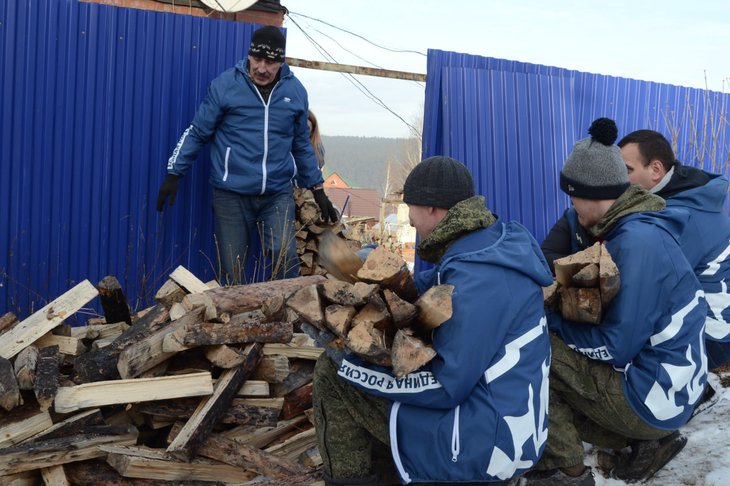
[524,119,708,485]
[313,156,554,485]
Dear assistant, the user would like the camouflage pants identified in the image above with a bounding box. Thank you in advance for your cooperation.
[537,333,673,470]
[312,354,397,484]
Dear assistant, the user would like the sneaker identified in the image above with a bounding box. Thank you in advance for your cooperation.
[520,466,595,485]
[610,431,687,482]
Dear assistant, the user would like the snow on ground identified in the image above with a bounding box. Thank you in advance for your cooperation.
[588,371,730,486]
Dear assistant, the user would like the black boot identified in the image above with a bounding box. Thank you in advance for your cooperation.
[611,431,687,482]
[324,474,378,486]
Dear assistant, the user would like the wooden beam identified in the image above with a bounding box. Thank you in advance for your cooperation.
[53,372,214,414]
[0,280,98,359]
[286,57,426,82]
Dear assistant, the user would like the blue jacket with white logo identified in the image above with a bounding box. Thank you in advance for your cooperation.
[338,220,553,483]
[548,208,708,430]
[166,61,323,195]
[663,173,730,342]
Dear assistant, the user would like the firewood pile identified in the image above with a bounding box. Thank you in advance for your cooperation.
[287,245,452,378]
[543,242,620,324]
[0,268,331,485]
[293,187,362,277]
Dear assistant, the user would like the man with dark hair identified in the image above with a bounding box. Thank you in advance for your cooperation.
[541,128,730,370]
[525,119,708,485]
[156,26,337,284]
[313,156,553,485]
[619,129,730,370]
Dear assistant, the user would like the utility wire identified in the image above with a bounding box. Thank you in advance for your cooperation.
[288,11,427,57]
[286,14,421,136]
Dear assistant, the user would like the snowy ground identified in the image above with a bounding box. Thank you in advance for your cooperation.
[588,370,730,486]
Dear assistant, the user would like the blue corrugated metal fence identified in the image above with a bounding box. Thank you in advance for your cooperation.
[1,0,259,318]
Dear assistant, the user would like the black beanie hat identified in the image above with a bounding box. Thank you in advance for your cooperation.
[248,26,285,63]
[560,118,630,200]
[403,156,475,209]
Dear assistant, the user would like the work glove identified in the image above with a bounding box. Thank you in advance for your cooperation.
[312,187,339,224]
[156,174,180,212]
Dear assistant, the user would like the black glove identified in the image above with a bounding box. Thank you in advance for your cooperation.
[156,174,180,212]
[312,187,339,224]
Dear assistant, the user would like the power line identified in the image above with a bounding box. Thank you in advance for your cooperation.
[286,14,421,137]
[288,11,427,57]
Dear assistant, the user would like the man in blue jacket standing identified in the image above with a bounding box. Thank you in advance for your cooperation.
[156,26,337,284]
[619,129,730,370]
[526,119,708,485]
[313,156,554,485]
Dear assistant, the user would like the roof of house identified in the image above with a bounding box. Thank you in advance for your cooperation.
[324,187,381,220]
[323,172,354,189]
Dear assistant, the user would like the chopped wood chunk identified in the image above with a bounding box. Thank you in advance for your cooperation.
[391,328,437,378]
[415,284,454,331]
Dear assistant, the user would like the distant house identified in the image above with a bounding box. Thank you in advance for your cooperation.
[324,187,381,220]
[324,172,352,189]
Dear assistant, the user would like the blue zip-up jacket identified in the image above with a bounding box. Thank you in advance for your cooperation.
[166,61,323,195]
[337,220,553,483]
[548,208,708,430]
[663,174,730,342]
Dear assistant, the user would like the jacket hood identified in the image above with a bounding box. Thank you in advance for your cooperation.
[442,220,554,288]
[657,162,711,198]
[664,171,729,213]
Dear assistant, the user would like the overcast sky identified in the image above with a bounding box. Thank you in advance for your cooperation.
[280,0,730,138]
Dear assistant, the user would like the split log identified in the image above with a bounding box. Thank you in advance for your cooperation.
[252,354,290,383]
[116,306,206,379]
[357,247,418,301]
[28,409,105,443]
[571,263,599,288]
[163,318,292,353]
[559,287,602,325]
[599,243,620,304]
[34,345,61,412]
[35,334,86,357]
[542,281,560,311]
[70,322,129,341]
[320,280,377,307]
[53,372,214,414]
[223,415,309,449]
[0,403,52,447]
[554,242,601,288]
[40,464,69,486]
[346,321,391,367]
[137,397,281,428]
[168,265,209,295]
[383,289,417,329]
[0,280,98,359]
[171,425,307,479]
[324,304,356,337]
[64,458,166,485]
[0,425,138,476]
[280,382,313,420]
[317,229,364,283]
[391,328,437,378]
[287,284,325,330]
[265,427,317,460]
[72,304,170,383]
[103,445,256,483]
[166,343,263,460]
[203,344,246,369]
[0,356,21,411]
[97,276,132,325]
[153,279,186,310]
[351,294,392,334]
[205,275,326,315]
[415,284,454,331]
[0,312,17,333]
[180,293,217,321]
[271,359,315,397]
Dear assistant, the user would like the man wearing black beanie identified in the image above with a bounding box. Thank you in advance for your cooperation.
[313,156,555,484]
[156,25,337,284]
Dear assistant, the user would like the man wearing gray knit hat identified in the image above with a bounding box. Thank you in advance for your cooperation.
[525,119,708,485]
[313,155,554,485]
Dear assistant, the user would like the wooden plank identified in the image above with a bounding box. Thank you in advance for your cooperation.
[169,266,209,295]
[116,306,205,379]
[0,280,98,359]
[0,426,137,476]
[54,372,214,414]
[166,344,263,460]
[40,464,69,486]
